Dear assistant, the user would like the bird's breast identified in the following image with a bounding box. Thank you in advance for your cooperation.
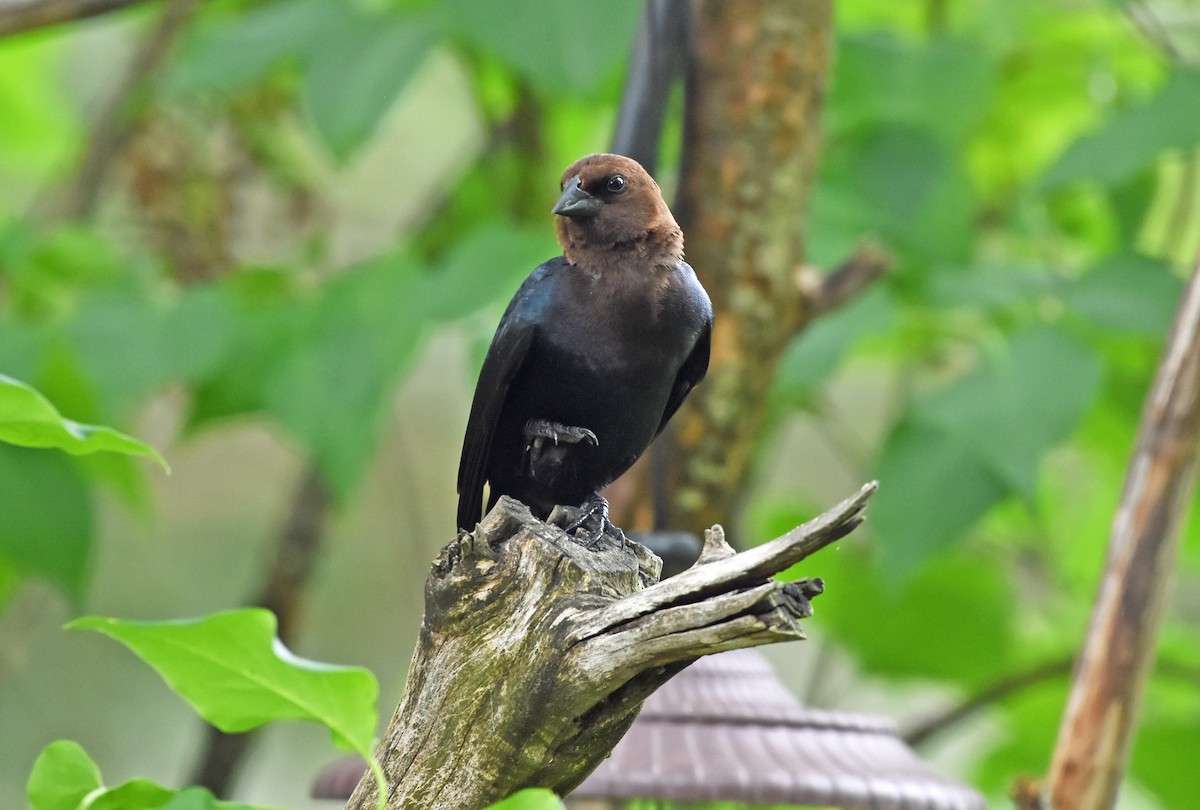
[548,269,700,365]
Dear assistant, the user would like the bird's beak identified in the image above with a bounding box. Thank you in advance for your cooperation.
[552,176,601,218]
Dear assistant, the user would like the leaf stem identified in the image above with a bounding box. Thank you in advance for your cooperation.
[368,755,388,810]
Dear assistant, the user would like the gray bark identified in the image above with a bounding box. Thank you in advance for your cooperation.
[346,483,875,810]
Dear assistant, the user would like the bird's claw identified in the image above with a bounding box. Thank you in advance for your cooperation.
[564,494,625,550]
[523,418,598,449]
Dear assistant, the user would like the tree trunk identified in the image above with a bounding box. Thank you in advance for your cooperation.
[345,484,874,810]
[668,0,840,534]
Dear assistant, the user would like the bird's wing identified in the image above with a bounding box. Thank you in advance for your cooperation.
[656,317,711,437]
[456,262,556,530]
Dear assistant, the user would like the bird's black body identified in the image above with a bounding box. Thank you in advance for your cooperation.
[456,154,712,533]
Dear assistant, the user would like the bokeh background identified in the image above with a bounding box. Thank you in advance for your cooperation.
[2,0,1199,807]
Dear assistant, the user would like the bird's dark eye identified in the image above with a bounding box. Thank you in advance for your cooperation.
[607,175,626,193]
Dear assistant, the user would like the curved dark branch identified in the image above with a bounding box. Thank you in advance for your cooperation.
[904,657,1074,749]
[610,0,690,175]
[905,654,1200,750]
[0,0,151,37]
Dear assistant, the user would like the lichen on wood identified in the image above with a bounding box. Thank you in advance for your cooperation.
[345,483,875,810]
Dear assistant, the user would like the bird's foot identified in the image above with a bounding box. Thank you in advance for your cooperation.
[523,419,598,452]
[564,493,626,550]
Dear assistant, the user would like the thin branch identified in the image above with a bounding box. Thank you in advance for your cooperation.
[905,654,1200,750]
[1041,249,1200,809]
[190,463,332,795]
[905,656,1075,748]
[808,243,892,318]
[57,0,202,220]
[0,0,150,37]
[253,464,332,639]
[1126,0,1185,63]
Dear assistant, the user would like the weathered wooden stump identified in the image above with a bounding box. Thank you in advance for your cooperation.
[346,483,876,810]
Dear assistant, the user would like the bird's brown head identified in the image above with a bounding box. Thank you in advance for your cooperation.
[552,153,683,270]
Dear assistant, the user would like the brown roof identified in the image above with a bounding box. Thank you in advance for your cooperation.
[570,649,987,809]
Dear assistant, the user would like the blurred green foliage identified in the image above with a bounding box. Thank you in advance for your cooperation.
[1,0,1199,807]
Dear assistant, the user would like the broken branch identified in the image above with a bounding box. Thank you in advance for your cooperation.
[345,483,875,810]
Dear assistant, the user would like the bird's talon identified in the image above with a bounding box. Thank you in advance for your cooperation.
[523,419,599,447]
[564,494,623,550]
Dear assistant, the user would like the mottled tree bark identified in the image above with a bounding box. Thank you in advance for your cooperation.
[605,1,888,535]
[669,0,885,535]
[1035,253,1200,809]
[345,484,874,810]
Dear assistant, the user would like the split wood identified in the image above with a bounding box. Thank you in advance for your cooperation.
[346,482,876,809]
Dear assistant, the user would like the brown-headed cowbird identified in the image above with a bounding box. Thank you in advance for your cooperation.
[456,153,712,545]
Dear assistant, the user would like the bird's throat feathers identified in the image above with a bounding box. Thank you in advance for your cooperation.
[557,217,684,273]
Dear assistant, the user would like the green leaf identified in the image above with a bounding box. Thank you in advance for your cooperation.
[27,740,102,810]
[928,262,1057,312]
[262,253,425,498]
[0,373,167,469]
[85,779,176,810]
[444,0,641,94]
[67,608,379,756]
[28,740,272,810]
[873,326,1103,581]
[812,125,974,267]
[159,787,267,810]
[420,224,554,321]
[830,33,994,142]
[1131,719,1200,808]
[872,420,1008,577]
[302,13,436,160]
[0,444,92,598]
[0,319,46,391]
[771,286,895,402]
[188,271,308,426]
[65,292,173,419]
[483,788,564,810]
[0,36,82,194]
[1063,253,1182,335]
[3,226,126,320]
[975,679,1070,797]
[0,556,19,613]
[805,546,1014,687]
[170,0,436,159]
[917,326,1104,499]
[1041,67,1200,190]
[163,285,239,383]
[166,0,333,96]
